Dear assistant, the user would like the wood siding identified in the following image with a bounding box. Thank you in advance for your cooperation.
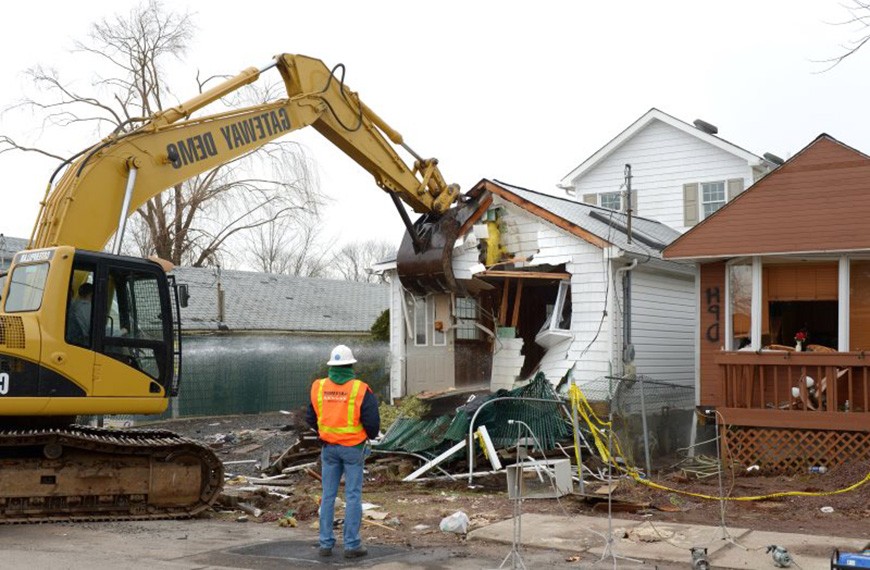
[666,136,870,259]
[699,262,726,405]
[630,269,696,388]
[570,120,753,233]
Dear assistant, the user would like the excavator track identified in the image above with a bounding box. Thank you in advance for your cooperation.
[0,425,223,523]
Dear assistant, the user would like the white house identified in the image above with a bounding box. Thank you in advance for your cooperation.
[558,108,778,233]
[381,179,695,400]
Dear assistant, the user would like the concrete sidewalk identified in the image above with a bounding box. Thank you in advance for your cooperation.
[468,513,868,569]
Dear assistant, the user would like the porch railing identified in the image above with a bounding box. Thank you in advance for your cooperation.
[713,351,870,431]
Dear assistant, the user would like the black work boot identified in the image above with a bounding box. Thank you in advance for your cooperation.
[344,546,368,559]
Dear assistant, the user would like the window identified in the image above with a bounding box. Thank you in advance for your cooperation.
[66,267,96,347]
[430,297,446,346]
[701,181,726,218]
[102,267,169,381]
[851,260,870,351]
[763,261,839,349]
[4,262,49,313]
[455,297,481,340]
[413,295,427,346]
[539,281,572,333]
[600,192,621,211]
[728,260,752,349]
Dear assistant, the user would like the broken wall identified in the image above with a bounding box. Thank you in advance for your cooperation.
[455,198,614,389]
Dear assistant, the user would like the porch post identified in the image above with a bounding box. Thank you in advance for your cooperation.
[839,256,850,352]
[751,257,762,351]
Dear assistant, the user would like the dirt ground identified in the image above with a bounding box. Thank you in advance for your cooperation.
[143,410,870,557]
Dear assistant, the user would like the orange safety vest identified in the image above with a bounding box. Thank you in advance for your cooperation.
[310,377,369,446]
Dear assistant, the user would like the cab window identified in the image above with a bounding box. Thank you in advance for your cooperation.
[4,263,49,312]
[102,267,167,382]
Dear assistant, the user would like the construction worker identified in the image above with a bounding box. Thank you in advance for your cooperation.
[307,344,380,559]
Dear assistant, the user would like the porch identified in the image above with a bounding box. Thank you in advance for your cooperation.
[713,350,870,473]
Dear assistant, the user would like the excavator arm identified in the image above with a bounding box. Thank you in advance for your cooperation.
[32,54,462,253]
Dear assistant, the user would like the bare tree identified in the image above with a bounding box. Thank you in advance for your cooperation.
[331,239,395,283]
[0,0,322,267]
[820,1,870,69]
[246,213,329,277]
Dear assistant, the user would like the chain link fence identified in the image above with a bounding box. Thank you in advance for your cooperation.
[89,334,388,426]
[577,375,696,471]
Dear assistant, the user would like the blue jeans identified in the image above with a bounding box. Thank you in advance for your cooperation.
[319,443,366,551]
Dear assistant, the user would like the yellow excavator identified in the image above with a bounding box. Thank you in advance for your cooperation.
[0,53,482,522]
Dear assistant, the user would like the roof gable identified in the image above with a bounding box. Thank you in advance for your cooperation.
[559,108,767,186]
[664,135,870,260]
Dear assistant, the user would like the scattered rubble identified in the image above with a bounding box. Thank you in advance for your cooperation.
[137,407,869,547]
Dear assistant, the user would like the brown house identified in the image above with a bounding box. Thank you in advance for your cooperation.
[664,134,870,473]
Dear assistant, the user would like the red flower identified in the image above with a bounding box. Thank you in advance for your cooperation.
[795,331,807,342]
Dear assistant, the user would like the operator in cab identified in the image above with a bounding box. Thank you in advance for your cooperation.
[306,345,380,560]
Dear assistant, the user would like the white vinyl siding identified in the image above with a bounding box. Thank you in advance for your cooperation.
[569,120,753,233]
[629,270,696,388]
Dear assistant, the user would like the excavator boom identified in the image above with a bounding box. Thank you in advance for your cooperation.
[32,54,459,251]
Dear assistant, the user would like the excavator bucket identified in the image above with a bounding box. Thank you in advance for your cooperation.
[397,190,490,295]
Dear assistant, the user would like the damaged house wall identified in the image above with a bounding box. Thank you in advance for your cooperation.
[389,179,695,402]
[448,197,613,389]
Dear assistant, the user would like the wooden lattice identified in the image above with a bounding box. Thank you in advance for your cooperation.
[723,426,870,474]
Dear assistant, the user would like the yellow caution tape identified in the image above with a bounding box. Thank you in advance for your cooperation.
[568,384,870,501]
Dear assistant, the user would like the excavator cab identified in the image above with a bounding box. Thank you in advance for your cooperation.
[64,251,178,397]
[0,247,179,416]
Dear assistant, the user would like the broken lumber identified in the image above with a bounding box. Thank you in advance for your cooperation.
[402,440,466,482]
[281,461,317,474]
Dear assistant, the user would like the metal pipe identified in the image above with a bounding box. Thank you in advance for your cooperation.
[112,162,138,255]
[570,378,586,494]
[638,376,652,477]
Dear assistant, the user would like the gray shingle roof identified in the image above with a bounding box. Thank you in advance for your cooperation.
[0,235,28,270]
[171,266,388,333]
[491,180,683,259]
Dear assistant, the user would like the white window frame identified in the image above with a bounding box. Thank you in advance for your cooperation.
[724,257,753,351]
[700,180,726,220]
[413,295,428,346]
[539,281,571,333]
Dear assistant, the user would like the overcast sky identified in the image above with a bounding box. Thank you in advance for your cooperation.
[1,1,867,261]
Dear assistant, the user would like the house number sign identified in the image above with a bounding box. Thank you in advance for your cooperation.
[705,287,720,343]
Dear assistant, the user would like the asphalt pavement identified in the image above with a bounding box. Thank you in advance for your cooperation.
[0,514,866,569]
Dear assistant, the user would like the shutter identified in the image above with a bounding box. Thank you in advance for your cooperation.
[727,178,744,201]
[582,193,597,205]
[628,190,638,215]
[683,183,699,227]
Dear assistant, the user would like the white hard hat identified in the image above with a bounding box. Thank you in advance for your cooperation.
[327,344,357,366]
